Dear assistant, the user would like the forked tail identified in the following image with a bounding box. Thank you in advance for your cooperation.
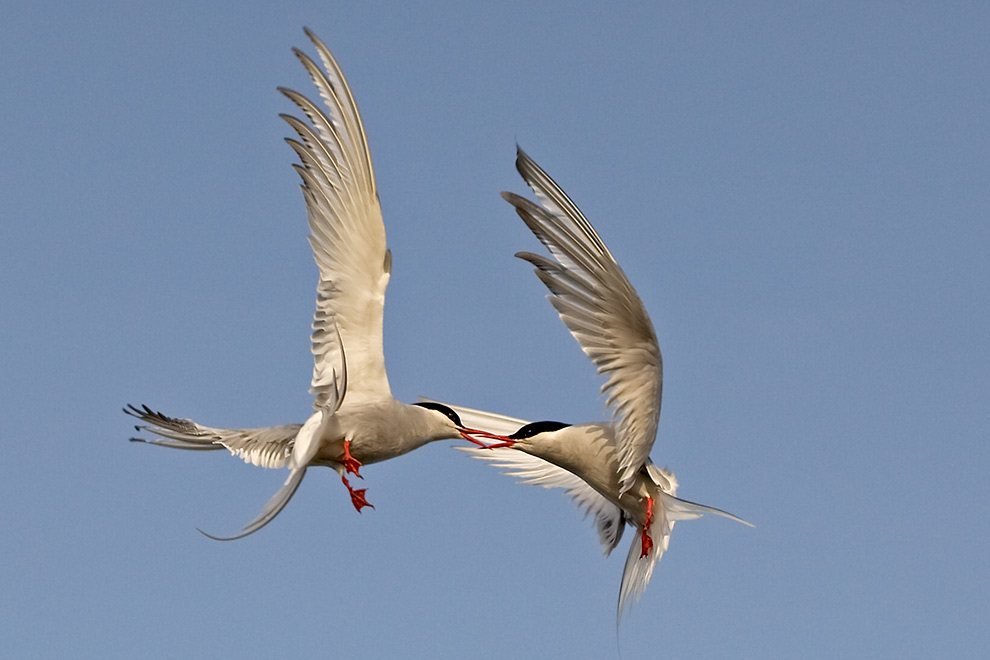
[617,491,752,622]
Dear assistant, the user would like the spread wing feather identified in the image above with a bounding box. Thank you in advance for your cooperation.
[457,446,626,557]
[504,148,662,496]
[281,29,390,408]
[124,404,300,469]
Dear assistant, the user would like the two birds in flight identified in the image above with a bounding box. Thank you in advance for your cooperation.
[126,28,750,620]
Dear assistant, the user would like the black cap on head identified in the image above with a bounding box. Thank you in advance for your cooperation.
[509,420,570,440]
[412,401,463,427]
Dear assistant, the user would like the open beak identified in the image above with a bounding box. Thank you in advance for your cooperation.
[458,427,516,449]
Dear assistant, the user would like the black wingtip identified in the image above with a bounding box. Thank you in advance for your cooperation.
[514,145,534,174]
[302,27,330,54]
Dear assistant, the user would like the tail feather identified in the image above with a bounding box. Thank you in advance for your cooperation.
[617,492,751,622]
[660,491,754,527]
[198,467,307,541]
[616,524,670,622]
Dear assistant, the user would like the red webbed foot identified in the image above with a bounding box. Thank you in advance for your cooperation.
[341,474,374,513]
[640,495,655,558]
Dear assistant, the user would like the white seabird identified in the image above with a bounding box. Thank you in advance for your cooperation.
[436,148,752,620]
[127,29,507,541]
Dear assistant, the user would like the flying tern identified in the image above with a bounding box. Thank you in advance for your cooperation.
[127,29,508,540]
[436,148,752,620]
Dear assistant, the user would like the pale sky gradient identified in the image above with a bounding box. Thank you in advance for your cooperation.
[2,2,988,658]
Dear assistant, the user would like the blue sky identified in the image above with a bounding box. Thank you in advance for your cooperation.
[2,2,988,658]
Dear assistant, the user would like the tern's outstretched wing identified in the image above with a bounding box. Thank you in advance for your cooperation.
[281,29,391,408]
[125,404,300,469]
[459,445,627,557]
[441,402,626,557]
[504,148,662,496]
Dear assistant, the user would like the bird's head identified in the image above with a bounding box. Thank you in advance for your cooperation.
[411,401,514,448]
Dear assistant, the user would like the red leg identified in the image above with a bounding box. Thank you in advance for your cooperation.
[342,439,362,477]
[640,495,655,558]
[341,474,373,513]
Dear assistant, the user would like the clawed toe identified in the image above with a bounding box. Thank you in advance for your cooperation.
[341,474,373,513]
[348,487,373,512]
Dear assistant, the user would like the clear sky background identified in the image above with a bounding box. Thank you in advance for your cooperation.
[2,2,988,658]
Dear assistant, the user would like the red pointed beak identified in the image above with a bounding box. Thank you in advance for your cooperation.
[458,427,516,449]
